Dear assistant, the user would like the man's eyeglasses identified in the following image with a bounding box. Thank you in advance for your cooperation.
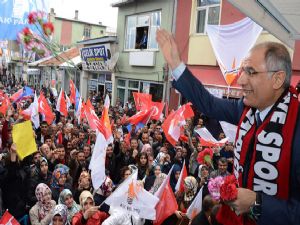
[238,67,279,77]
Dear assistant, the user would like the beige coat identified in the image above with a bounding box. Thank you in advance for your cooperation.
[29,200,56,225]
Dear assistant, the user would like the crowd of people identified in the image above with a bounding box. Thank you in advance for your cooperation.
[0,81,232,225]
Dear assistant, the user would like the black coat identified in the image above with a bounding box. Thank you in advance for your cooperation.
[1,161,30,219]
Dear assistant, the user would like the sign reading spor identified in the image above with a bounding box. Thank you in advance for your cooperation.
[80,44,111,72]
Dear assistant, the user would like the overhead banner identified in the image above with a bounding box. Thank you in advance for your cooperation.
[0,0,49,40]
[206,17,263,86]
[80,44,112,72]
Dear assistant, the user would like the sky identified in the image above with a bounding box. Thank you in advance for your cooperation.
[49,0,118,31]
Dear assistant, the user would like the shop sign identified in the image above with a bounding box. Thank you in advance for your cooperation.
[80,44,111,72]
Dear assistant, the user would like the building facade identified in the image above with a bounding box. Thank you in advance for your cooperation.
[49,8,107,51]
[111,0,176,105]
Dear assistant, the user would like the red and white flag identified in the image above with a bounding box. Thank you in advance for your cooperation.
[21,92,40,129]
[150,101,164,121]
[65,92,71,110]
[133,92,152,111]
[38,92,54,125]
[85,99,107,135]
[186,187,203,220]
[162,103,194,146]
[154,165,178,225]
[0,210,20,225]
[195,127,228,146]
[127,108,154,126]
[56,89,68,117]
[175,160,188,194]
[0,92,10,115]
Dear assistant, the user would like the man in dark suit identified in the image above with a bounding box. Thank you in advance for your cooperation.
[156,29,300,225]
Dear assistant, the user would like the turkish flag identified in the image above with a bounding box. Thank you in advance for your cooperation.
[69,80,76,104]
[38,92,54,125]
[127,108,154,126]
[56,89,68,117]
[154,166,178,225]
[133,92,152,111]
[150,101,164,121]
[0,92,10,115]
[0,211,20,225]
[85,99,107,135]
[162,103,194,146]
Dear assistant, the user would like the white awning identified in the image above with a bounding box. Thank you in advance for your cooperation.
[59,55,82,68]
[228,0,300,48]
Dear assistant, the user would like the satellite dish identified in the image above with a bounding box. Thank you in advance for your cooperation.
[108,52,119,71]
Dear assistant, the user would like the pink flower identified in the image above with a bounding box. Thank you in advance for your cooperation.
[208,176,224,201]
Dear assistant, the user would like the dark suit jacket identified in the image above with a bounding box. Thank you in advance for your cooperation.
[173,67,300,225]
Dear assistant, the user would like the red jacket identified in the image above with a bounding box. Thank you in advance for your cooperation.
[72,210,108,225]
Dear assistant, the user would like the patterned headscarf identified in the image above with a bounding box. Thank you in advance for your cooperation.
[149,173,167,194]
[50,204,68,225]
[183,176,198,202]
[55,164,70,173]
[35,183,53,220]
[58,189,81,223]
[51,167,69,188]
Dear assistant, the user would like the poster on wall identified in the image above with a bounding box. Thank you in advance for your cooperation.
[0,0,49,40]
[80,44,113,72]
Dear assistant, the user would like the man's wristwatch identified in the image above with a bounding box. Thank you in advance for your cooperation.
[249,192,262,222]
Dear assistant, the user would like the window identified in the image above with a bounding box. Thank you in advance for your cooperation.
[125,11,161,50]
[83,25,91,38]
[196,0,220,34]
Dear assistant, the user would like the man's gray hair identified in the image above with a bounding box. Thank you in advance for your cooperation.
[252,42,292,89]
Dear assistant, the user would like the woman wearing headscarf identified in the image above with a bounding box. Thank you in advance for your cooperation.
[72,191,109,225]
[58,189,81,224]
[50,204,68,225]
[144,165,167,194]
[50,166,73,202]
[27,157,52,207]
[136,152,150,180]
[29,183,56,225]
[170,164,181,192]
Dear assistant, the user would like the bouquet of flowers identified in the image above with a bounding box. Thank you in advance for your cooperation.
[208,175,238,202]
[17,11,55,57]
[208,175,243,225]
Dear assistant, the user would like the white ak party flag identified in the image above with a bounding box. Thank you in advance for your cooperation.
[195,127,228,145]
[220,121,237,143]
[105,170,159,220]
[186,187,203,219]
[206,17,263,86]
[89,132,107,190]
